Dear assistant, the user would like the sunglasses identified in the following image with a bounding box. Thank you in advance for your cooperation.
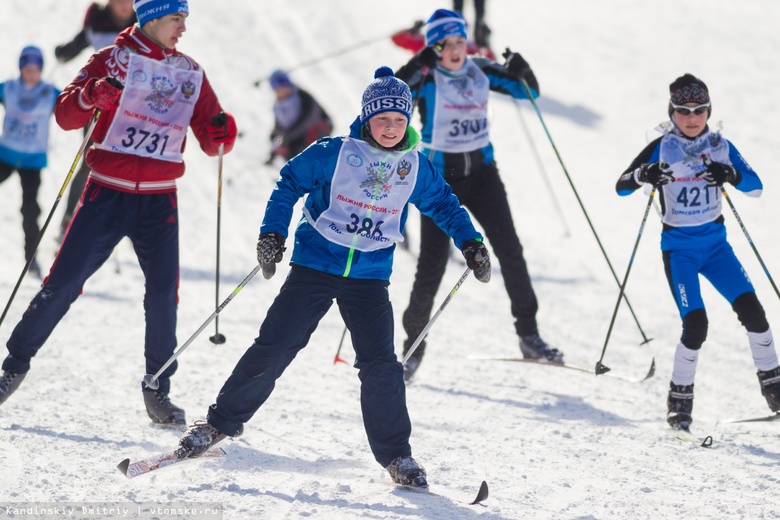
[671,102,710,116]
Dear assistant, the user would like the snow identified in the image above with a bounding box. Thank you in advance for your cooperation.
[2,0,780,518]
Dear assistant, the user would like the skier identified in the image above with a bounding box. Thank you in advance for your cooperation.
[265,70,333,165]
[0,0,238,428]
[175,67,491,488]
[395,8,560,381]
[0,46,61,279]
[54,0,137,239]
[615,73,780,429]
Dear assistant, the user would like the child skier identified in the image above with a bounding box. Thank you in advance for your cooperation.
[265,69,333,164]
[395,8,559,381]
[0,0,237,428]
[176,67,491,488]
[0,46,61,279]
[615,73,780,429]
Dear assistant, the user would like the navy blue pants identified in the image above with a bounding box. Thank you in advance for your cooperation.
[3,181,180,386]
[0,162,41,263]
[207,266,413,468]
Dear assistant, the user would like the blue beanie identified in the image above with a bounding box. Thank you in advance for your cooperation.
[424,9,467,46]
[360,66,412,124]
[269,69,293,90]
[134,0,189,26]
[19,46,44,70]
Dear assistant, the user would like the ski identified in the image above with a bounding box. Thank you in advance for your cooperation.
[671,427,713,448]
[117,446,226,479]
[725,412,780,424]
[398,480,489,505]
[468,356,655,383]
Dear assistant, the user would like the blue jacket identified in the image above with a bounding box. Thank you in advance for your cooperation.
[260,117,481,280]
[616,128,761,251]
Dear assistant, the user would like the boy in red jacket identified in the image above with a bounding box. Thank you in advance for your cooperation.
[0,0,237,428]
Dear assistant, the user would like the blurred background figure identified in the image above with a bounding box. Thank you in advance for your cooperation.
[53,0,136,239]
[453,0,491,48]
[0,46,61,279]
[265,70,333,165]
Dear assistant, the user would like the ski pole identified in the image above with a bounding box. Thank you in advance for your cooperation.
[402,267,471,365]
[512,99,571,237]
[143,265,261,390]
[0,110,101,329]
[333,326,350,365]
[252,31,395,88]
[209,141,227,345]
[596,189,656,375]
[721,187,780,300]
[516,71,651,346]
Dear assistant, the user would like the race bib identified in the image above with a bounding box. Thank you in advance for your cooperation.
[305,138,419,252]
[426,61,490,153]
[96,53,202,163]
[659,131,730,227]
[0,80,57,154]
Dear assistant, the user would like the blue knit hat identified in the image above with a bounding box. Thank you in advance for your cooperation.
[424,9,467,46]
[134,0,188,26]
[269,70,293,90]
[19,46,43,70]
[360,66,412,124]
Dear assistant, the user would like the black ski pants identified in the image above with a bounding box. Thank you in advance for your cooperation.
[0,161,41,263]
[402,161,539,356]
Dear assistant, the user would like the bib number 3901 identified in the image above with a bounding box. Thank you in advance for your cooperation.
[347,214,384,237]
[121,126,170,156]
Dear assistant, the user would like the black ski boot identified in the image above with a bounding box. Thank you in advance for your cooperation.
[0,370,27,405]
[176,420,241,459]
[667,382,694,430]
[520,334,564,363]
[757,366,780,412]
[474,19,492,48]
[143,388,186,428]
[386,455,428,488]
[402,338,426,383]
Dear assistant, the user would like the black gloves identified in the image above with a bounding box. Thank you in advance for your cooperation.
[257,232,286,280]
[697,156,740,186]
[415,45,441,69]
[461,239,491,283]
[634,162,674,187]
[502,49,531,80]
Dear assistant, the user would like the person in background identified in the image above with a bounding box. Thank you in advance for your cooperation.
[265,70,333,165]
[54,0,137,239]
[396,8,559,381]
[175,67,491,489]
[0,46,61,279]
[0,0,237,429]
[453,0,491,48]
[615,73,780,430]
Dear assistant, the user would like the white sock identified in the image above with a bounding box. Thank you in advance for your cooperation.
[671,342,699,386]
[748,329,779,372]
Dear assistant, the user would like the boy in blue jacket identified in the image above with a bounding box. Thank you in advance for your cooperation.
[616,74,780,429]
[0,46,60,279]
[176,67,490,488]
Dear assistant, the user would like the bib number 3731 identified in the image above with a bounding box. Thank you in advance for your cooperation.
[121,126,170,157]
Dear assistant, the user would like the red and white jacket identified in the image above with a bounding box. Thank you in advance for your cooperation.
[55,26,233,194]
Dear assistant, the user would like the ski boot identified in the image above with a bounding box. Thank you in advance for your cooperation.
[757,366,780,412]
[386,455,428,488]
[520,334,564,363]
[474,19,492,48]
[0,370,27,405]
[176,420,242,459]
[143,387,186,428]
[402,338,426,383]
[667,382,694,430]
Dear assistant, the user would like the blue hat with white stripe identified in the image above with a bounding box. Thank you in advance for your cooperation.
[424,9,468,46]
[133,0,189,26]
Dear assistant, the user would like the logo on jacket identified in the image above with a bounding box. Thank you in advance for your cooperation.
[180,80,196,99]
[448,76,474,99]
[360,162,394,200]
[395,159,411,183]
[146,76,177,114]
[346,153,363,168]
[131,69,148,84]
